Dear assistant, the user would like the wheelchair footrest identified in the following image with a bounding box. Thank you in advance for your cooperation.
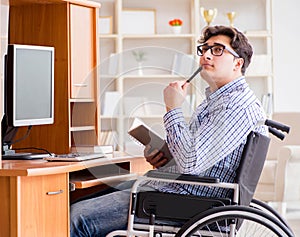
[136,191,231,222]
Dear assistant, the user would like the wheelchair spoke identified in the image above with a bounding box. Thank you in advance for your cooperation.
[175,206,293,237]
[237,219,280,237]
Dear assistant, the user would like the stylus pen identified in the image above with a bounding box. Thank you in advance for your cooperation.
[182,66,202,88]
[186,66,202,83]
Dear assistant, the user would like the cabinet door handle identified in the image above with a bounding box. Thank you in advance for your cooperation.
[73,83,88,87]
[46,190,64,195]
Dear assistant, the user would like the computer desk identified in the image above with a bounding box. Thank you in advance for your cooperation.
[0,152,151,237]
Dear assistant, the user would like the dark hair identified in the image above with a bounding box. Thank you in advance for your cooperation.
[198,25,253,75]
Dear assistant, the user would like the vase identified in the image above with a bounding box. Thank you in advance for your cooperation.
[138,62,143,76]
[171,26,182,34]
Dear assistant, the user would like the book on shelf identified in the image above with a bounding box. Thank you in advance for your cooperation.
[128,118,173,161]
[100,130,117,148]
[71,145,114,154]
[102,91,121,116]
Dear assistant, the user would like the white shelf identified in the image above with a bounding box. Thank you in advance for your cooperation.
[69,98,95,103]
[124,115,163,119]
[99,34,118,38]
[70,126,96,132]
[246,74,273,78]
[100,34,194,39]
[120,74,184,79]
[122,34,194,39]
[102,73,193,81]
[244,31,272,38]
[101,115,119,119]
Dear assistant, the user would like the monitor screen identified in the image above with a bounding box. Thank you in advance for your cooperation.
[5,44,55,127]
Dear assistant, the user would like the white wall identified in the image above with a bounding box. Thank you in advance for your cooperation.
[272,0,300,112]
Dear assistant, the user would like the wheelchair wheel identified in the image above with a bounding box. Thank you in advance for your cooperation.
[175,206,294,237]
[250,198,292,231]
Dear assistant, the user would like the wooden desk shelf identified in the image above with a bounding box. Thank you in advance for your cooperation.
[71,173,138,189]
[70,161,135,189]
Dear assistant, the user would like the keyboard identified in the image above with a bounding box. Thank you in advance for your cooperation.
[44,152,106,162]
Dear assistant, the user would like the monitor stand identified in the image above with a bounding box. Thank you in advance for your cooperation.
[1,117,51,160]
[2,144,51,160]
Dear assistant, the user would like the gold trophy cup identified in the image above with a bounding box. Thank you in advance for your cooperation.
[227,12,236,27]
[200,7,217,26]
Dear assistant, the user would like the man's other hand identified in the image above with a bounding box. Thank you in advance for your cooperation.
[144,145,168,168]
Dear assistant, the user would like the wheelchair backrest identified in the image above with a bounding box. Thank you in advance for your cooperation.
[235,131,270,206]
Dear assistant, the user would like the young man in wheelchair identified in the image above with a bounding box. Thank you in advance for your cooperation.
[70,25,267,237]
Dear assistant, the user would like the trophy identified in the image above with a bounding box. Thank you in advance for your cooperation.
[227,12,236,27]
[200,7,217,26]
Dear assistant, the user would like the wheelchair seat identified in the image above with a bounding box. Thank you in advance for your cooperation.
[136,191,232,222]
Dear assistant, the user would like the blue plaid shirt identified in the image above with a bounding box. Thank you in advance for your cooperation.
[147,76,267,198]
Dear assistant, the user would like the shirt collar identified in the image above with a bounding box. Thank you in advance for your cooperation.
[205,76,246,101]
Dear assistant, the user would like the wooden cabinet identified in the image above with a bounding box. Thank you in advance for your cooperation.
[0,173,69,237]
[8,0,101,154]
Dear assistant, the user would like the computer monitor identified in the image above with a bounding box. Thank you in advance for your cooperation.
[2,44,55,158]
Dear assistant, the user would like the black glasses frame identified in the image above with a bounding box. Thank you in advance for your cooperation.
[197,43,240,58]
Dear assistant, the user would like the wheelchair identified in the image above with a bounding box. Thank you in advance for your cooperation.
[107,119,295,237]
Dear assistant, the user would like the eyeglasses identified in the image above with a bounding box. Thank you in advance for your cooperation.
[197,43,240,58]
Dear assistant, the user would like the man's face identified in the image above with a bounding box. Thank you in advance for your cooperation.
[199,35,241,89]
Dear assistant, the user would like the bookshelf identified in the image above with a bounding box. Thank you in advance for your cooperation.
[95,0,274,153]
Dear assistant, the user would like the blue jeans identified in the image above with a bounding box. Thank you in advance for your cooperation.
[70,180,184,236]
[70,180,135,237]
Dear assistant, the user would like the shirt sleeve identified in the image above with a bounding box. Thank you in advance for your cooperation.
[163,102,264,174]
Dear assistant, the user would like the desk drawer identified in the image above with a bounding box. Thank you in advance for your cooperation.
[15,173,69,237]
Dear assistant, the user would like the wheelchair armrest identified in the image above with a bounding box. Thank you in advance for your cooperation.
[145,170,220,183]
